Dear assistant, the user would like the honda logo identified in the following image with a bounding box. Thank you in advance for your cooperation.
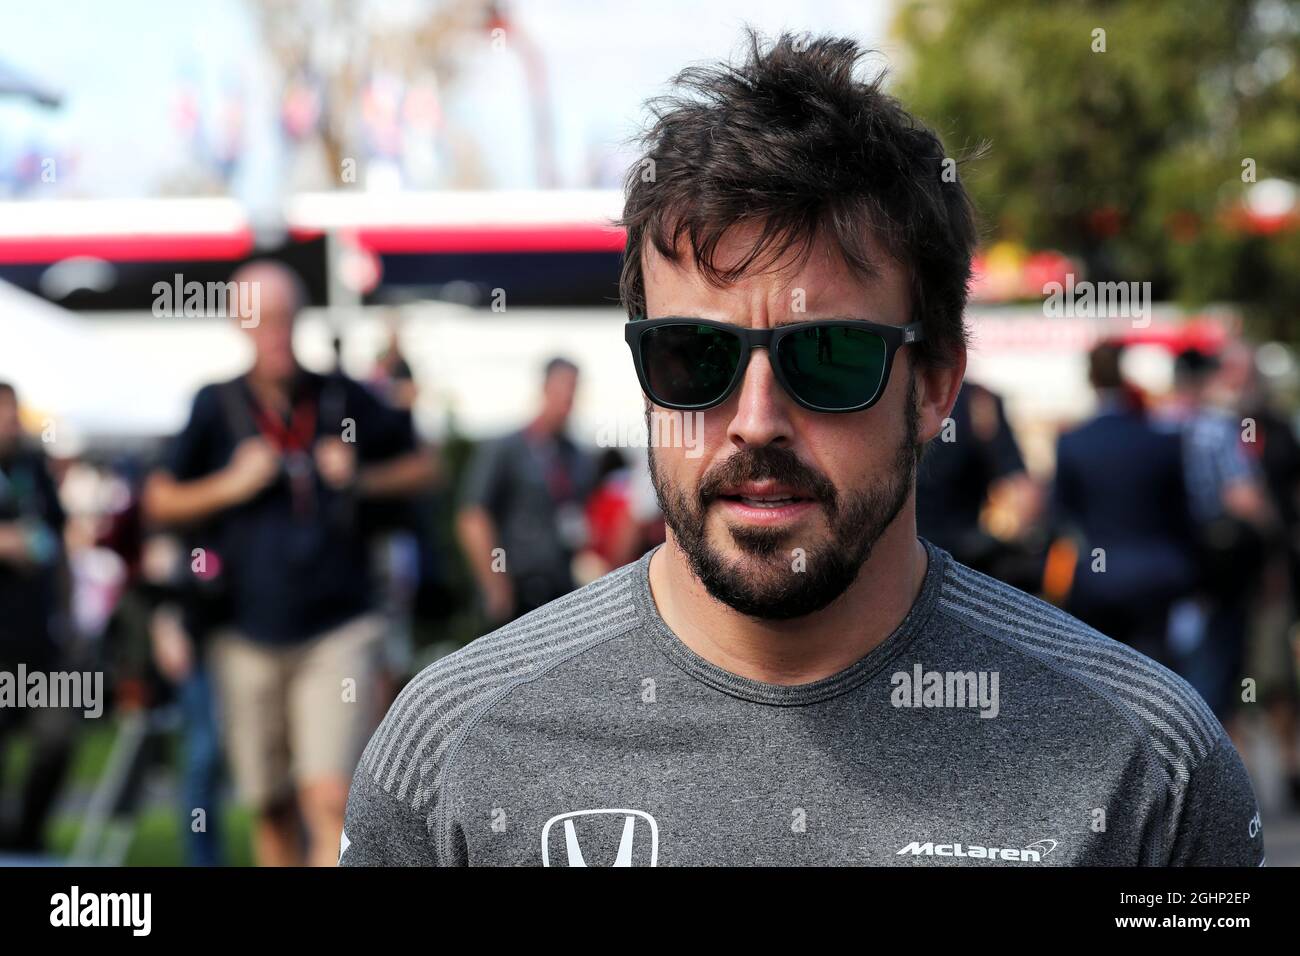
[541,809,659,867]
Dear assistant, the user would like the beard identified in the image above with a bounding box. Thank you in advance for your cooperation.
[648,373,921,621]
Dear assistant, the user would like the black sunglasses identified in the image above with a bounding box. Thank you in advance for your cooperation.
[624,317,924,413]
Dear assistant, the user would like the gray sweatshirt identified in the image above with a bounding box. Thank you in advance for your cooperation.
[341,539,1265,866]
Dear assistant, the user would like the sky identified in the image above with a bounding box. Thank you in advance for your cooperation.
[0,0,895,202]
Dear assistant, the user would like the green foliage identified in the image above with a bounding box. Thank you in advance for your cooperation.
[49,806,255,867]
[892,0,1300,336]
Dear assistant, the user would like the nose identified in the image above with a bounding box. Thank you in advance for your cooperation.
[726,348,795,450]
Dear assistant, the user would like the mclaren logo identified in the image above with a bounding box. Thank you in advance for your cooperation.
[541,809,659,867]
[896,838,1057,863]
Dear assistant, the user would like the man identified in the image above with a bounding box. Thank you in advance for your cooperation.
[1052,343,1200,665]
[0,382,73,853]
[1156,348,1276,732]
[915,379,1040,588]
[142,533,226,867]
[143,261,436,866]
[343,32,1263,866]
[456,357,594,624]
[1234,349,1300,807]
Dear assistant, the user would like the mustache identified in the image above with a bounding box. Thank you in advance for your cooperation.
[697,445,838,511]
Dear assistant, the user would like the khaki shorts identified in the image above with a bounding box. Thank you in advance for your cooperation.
[209,613,387,811]
[1245,597,1300,702]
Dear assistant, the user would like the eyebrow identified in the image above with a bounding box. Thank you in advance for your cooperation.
[770,315,873,327]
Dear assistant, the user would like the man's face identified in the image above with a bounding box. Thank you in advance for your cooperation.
[642,228,938,619]
[541,367,578,428]
[238,269,299,381]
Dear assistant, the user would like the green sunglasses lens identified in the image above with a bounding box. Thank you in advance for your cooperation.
[641,323,743,407]
[776,325,888,409]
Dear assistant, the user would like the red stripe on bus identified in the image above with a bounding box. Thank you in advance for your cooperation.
[0,233,255,264]
[351,224,626,254]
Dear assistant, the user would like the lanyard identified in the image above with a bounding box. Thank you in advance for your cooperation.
[531,436,574,504]
[249,393,317,453]
[248,390,319,519]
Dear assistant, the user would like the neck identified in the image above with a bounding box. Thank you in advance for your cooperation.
[247,362,297,407]
[647,503,929,686]
[527,415,559,439]
[1094,388,1130,412]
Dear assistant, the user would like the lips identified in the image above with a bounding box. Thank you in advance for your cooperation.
[715,482,816,510]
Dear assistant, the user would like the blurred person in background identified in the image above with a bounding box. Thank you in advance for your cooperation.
[1226,344,1300,802]
[365,326,440,709]
[1051,343,1201,665]
[90,458,156,715]
[1156,347,1278,738]
[142,260,436,866]
[141,533,226,867]
[577,448,639,580]
[915,380,1042,590]
[0,382,74,854]
[368,323,418,413]
[626,446,667,553]
[576,447,669,584]
[456,357,595,625]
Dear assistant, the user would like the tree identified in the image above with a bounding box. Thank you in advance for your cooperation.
[892,0,1300,340]
[254,0,495,189]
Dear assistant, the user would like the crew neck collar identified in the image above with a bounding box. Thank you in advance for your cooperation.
[632,537,949,706]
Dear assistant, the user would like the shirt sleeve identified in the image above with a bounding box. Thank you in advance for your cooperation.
[339,764,441,866]
[459,436,508,514]
[1166,736,1266,866]
[340,669,472,867]
[343,378,416,463]
[1214,416,1260,488]
[164,385,223,480]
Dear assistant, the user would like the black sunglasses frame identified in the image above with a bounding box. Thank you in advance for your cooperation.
[624,317,925,414]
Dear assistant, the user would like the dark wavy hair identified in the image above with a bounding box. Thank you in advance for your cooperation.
[618,29,980,369]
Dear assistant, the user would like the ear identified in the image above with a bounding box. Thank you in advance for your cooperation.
[913,346,967,444]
